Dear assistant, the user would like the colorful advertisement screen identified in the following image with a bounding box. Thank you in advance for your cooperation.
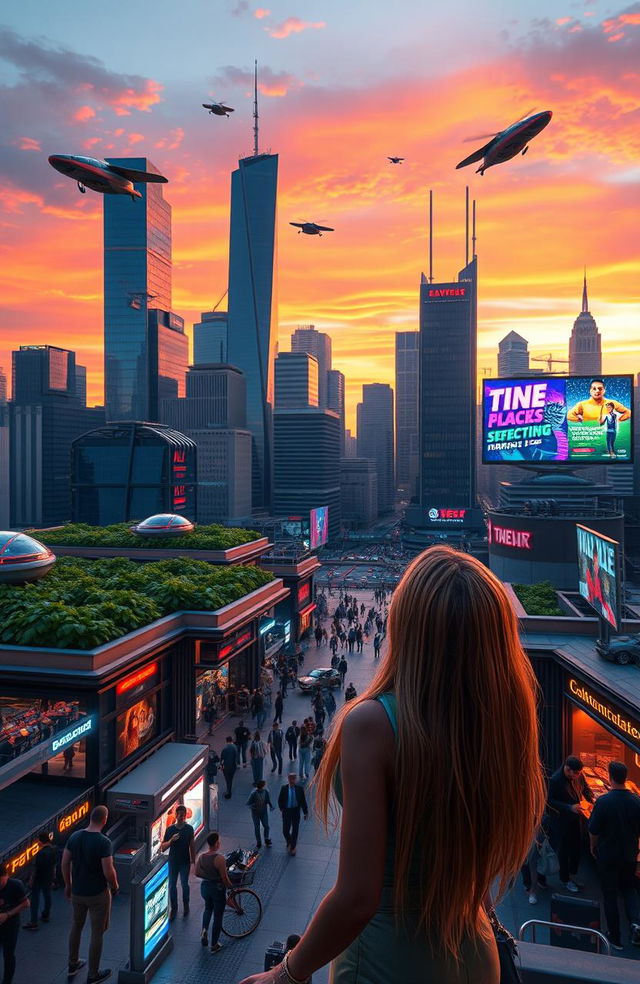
[576,524,620,630]
[482,375,633,464]
[143,863,169,961]
[116,693,157,763]
[310,506,329,549]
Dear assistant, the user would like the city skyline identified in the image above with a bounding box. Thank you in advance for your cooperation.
[1,5,639,429]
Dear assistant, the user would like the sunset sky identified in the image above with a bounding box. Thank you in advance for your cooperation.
[1,1,639,428]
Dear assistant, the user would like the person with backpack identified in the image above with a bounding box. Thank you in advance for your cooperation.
[285,721,300,761]
[249,732,267,783]
[246,781,274,849]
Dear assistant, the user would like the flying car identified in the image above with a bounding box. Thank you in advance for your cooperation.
[48,155,168,200]
[455,110,552,175]
[202,101,234,117]
[289,221,334,237]
[387,156,405,164]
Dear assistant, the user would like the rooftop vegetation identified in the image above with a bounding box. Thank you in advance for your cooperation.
[0,557,273,650]
[512,580,563,617]
[34,522,262,551]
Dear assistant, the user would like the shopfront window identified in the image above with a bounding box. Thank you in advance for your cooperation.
[196,666,229,723]
[0,695,90,779]
[116,693,158,763]
[570,705,640,800]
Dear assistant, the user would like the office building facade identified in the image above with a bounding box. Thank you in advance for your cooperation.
[498,330,529,377]
[10,346,105,527]
[104,157,172,421]
[274,352,319,409]
[569,273,602,376]
[418,259,477,521]
[291,326,332,408]
[72,422,196,525]
[273,409,341,540]
[0,367,8,527]
[395,332,419,495]
[340,457,378,527]
[148,309,188,420]
[327,369,346,455]
[193,311,228,365]
[226,152,278,511]
[357,383,395,514]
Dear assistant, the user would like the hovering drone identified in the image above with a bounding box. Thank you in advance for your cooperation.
[456,110,552,175]
[48,155,168,200]
[387,156,405,164]
[289,222,334,237]
[202,101,234,117]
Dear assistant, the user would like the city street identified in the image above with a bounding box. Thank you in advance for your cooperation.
[11,587,637,984]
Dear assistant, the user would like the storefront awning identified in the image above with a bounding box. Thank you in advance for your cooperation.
[106,742,208,820]
[299,603,317,618]
[0,778,93,863]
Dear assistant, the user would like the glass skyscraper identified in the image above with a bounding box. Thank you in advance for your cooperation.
[419,258,477,515]
[226,152,278,510]
[104,158,172,421]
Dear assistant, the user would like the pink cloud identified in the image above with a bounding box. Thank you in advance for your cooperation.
[110,79,163,115]
[74,105,96,123]
[556,17,572,25]
[154,127,185,150]
[82,136,102,151]
[603,11,640,33]
[127,132,145,145]
[16,137,41,152]
[608,31,625,40]
[267,17,326,39]
[254,7,270,18]
[114,128,125,137]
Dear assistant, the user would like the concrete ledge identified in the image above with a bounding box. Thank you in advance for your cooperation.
[519,940,639,982]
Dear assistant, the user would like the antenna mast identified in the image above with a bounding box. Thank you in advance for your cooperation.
[253,59,259,156]
[465,185,469,267]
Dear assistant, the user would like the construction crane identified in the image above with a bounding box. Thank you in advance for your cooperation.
[531,353,569,372]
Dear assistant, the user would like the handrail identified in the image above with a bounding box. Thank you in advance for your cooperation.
[518,919,611,956]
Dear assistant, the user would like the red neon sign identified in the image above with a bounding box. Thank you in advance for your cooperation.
[428,288,466,298]
[488,521,532,550]
[298,582,311,606]
[116,661,158,696]
[218,629,253,662]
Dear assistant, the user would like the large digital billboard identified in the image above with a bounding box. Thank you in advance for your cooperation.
[116,693,157,763]
[483,375,633,464]
[576,524,620,630]
[309,506,329,549]
[143,862,169,961]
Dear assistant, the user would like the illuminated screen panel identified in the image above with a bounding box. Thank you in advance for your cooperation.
[116,693,158,763]
[576,524,620,630]
[143,862,170,960]
[482,375,633,465]
[309,506,329,549]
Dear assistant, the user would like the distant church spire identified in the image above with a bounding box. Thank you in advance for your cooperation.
[253,59,259,156]
[582,267,589,313]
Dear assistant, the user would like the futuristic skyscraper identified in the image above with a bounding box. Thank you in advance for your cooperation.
[226,145,278,510]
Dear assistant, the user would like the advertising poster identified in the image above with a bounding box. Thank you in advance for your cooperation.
[143,863,170,961]
[483,375,633,464]
[576,524,620,630]
[116,693,157,762]
[310,506,329,548]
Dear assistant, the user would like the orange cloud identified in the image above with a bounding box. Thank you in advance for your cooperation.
[82,136,102,150]
[127,132,145,145]
[110,79,163,115]
[15,137,41,151]
[254,7,270,17]
[267,17,326,39]
[556,17,572,25]
[73,105,96,123]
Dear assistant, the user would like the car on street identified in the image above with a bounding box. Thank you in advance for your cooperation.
[595,633,640,666]
[297,668,342,693]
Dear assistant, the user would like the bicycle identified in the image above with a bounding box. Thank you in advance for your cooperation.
[222,849,262,939]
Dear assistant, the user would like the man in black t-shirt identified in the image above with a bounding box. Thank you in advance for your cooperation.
[0,861,29,984]
[24,831,57,929]
[161,804,195,920]
[62,804,118,984]
[234,720,251,767]
[588,760,640,950]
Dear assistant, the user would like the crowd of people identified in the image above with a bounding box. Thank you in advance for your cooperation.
[0,700,83,764]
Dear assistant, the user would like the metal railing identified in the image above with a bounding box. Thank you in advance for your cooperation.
[518,919,611,956]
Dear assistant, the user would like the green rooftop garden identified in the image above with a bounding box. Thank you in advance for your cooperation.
[0,557,273,650]
[34,522,262,551]
[512,580,563,617]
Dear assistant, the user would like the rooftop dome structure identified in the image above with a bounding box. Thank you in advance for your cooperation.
[0,532,56,583]
[131,514,195,536]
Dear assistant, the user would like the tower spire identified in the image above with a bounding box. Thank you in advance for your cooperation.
[582,267,589,313]
[253,59,259,156]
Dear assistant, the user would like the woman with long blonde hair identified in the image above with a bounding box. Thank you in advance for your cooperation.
[239,546,546,984]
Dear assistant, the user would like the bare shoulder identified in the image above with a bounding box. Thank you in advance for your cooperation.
[343,699,394,750]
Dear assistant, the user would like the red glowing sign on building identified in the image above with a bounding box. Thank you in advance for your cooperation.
[116,661,159,696]
[427,288,466,298]
[298,582,311,607]
[487,520,533,550]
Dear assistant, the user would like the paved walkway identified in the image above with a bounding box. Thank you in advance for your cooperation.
[14,587,638,983]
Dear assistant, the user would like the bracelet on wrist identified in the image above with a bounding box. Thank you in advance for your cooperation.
[283,950,311,984]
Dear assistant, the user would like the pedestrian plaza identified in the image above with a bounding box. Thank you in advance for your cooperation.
[9,587,639,983]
